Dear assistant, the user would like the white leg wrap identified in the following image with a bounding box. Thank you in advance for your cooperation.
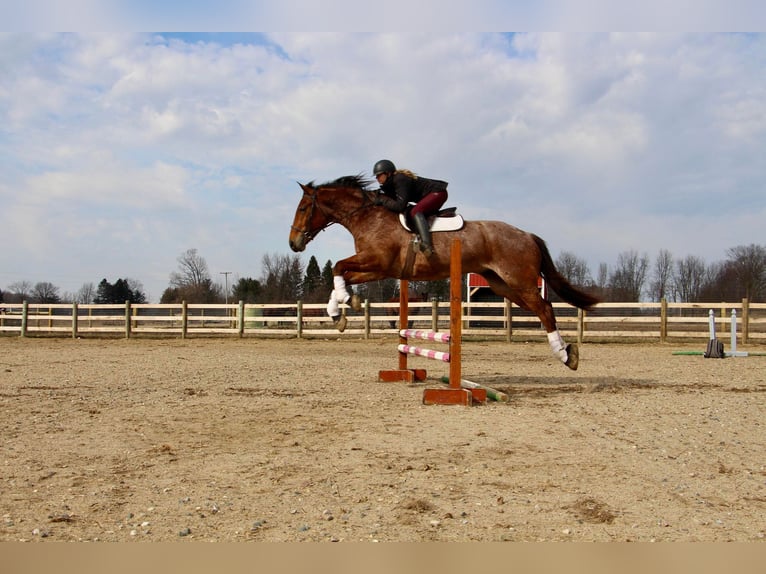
[547,330,568,363]
[327,297,340,318]
[332,275,350,304]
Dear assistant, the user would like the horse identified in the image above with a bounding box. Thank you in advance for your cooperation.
[288,175,599,370]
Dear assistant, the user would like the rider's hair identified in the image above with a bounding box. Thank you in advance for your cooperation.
[396,169,418,179]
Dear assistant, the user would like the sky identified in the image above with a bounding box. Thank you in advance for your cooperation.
[1,14,765,301]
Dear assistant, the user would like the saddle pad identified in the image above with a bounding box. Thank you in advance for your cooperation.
[399,213,465,233]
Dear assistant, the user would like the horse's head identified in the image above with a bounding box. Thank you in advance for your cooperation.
[288,175,373,252]
[288,182,326,252]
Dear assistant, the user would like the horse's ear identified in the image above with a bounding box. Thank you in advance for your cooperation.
[298,182,313,192]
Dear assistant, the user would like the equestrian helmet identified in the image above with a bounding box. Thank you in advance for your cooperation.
[373,159,396,175]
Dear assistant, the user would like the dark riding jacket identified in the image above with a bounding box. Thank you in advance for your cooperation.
[376,172,448,213]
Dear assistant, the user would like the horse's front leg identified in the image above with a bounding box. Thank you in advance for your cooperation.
[326,253,389,331]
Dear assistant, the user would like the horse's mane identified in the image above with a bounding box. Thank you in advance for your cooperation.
[306,174,374,191]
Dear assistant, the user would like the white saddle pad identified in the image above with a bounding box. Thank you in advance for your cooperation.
[399,213,465,233]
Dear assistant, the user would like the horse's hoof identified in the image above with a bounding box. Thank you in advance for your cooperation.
[336,315,347,333]
[349,293,362,312]
[564,343,579,370]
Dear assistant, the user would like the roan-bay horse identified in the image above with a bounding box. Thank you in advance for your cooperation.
[288,175,598,370]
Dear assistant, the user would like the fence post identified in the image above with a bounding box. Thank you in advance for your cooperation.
[743,298,750,344]
[72,302,78,339]
[21,301,28,337]
[505,299,512,343]
[577,308,584,345]
[660,298,667,342]
[296,300,303,339]
[181,301,188,339]
[431,299,439,332]
[124,301,131,339]
[238,301,245,338]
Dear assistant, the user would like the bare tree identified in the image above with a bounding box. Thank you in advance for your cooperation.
[726,244,766,302]
[31,282,61,303]
[609,250,649,302]
[555,251,592,286]
[163,248,220,303]
[597,263,608,289]
[260,253,304,303]
[649,249,674,302]
[170,249,210,289]
[674,255,706,302]
[702,261,745,302]
[76,282,97,304]
[7,281,33,302]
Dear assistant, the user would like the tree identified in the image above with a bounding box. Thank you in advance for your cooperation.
[76,282,97,304]
[94,278,147,304]
[726,244,766,302]
[649,249,674,302]
[260,253,304,303]
[699,262,738,302]
[233,277,262,303]
[7,281,32,302]
[555,251,592,286]
[354,278,399,302]
[31,282,61,303]
[164,248,220,303]
[125,278,147,303]
[170,248,210,290]
[301,256,324,303]
[597,263,608,290]
[674,255,706,302]
[321,260,334,293]
[609,250,649,302]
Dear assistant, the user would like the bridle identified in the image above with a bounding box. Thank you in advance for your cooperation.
[290,186,330,244]
[291,184,375,244]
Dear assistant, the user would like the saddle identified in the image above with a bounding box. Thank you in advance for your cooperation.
[399,207,465,233]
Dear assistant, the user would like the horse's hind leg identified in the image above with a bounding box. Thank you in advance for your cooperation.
[518,289,579,370]
[484,277,579,370]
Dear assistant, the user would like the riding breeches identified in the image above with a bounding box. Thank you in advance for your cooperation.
[410,191,448,217]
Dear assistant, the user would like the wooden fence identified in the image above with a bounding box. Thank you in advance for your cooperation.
[1,299,765,345]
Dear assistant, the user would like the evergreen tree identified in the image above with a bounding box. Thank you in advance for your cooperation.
[321,260,334,293]
[94,278,147,304]
[233,277,262,303]
[302,256,323,302]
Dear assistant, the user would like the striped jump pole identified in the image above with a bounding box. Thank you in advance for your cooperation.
[378,239,484,406]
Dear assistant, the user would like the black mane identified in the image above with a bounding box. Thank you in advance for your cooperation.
[308,174,373,191]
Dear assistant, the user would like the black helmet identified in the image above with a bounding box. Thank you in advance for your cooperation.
[373,159,396,175]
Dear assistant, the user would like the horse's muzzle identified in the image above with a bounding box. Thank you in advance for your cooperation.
[289,232,306,252]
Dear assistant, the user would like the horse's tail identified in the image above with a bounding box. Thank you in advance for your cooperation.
[533,234,599,311]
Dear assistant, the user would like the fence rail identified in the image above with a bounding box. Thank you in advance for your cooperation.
[1,299,765,344]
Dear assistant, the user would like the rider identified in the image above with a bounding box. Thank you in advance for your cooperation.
[372,159,448,257]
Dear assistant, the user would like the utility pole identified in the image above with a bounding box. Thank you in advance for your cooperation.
[220,271,232,305]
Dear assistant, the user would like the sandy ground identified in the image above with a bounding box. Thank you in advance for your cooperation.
[1,335,764,542]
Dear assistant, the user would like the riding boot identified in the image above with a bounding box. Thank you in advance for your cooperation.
[412,212,434,257]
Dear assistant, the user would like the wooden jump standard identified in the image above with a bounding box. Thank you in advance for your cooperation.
[378,239,486,406]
